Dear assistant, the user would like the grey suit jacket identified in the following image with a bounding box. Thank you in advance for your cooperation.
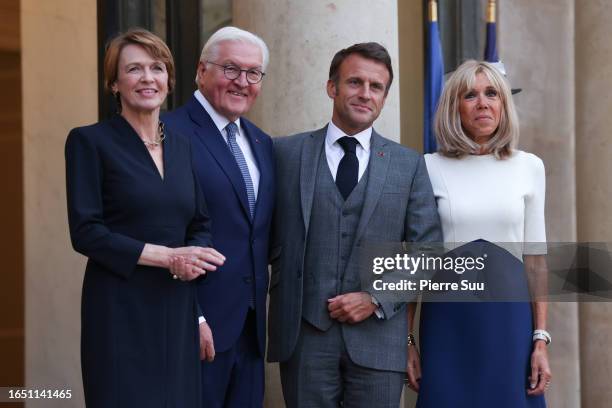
[267,126,442,372]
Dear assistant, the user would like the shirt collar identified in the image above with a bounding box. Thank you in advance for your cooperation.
[325,120,372,153]
[194,89,241,134]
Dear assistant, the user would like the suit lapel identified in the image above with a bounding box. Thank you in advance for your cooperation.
[186,97,252,221]
[355,130,391,243]
[300,126,327,231]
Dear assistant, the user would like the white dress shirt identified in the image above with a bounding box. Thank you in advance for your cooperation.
[194,90,260,199]
[325,120,372,182]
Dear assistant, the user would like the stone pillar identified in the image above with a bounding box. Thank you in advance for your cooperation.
[22,0,98,406]
[499,1,580,407]
[233,0,401,141]
[575,1,612,407]
[398,0,424,150]
[0,0,24,389]
[397,2,425,406]
[233,2,402,406]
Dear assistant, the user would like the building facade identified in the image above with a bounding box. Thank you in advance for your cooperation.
[1,0,610,406]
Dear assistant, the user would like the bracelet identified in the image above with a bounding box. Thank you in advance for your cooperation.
[407,333,416,346]
[533,329,551,345]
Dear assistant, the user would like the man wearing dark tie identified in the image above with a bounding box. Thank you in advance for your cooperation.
[163,26,274,408]
[268,43,442,407]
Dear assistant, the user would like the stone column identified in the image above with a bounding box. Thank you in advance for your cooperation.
[398,0,424,150]
[22,0,98,406]
[234,2,403,406]
[499,1,580,407]
[233,0,401,141]
[575,1,612,407]
[0,0,24,389]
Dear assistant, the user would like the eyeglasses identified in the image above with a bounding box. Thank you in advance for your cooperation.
[206,61,265,84]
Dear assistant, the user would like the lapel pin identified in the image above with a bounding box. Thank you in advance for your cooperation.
[255,138,261,143]
[377,151,385,157]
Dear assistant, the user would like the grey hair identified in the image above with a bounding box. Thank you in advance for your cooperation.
[434,60,519,159]
[195,26,269,83]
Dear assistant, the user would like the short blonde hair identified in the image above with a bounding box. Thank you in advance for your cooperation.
[104,28,175,94]
[434,60,519,159]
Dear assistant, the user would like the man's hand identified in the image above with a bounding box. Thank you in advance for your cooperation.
[199,321,215,362]
[327,292,378,324]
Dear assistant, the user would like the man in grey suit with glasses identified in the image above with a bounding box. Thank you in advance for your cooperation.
[267,42,442,407]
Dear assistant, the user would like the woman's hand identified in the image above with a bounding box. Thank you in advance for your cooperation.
[527,341,552,395]
[169,256,201,281]
[406,344,422,392]
[169,247,225,281]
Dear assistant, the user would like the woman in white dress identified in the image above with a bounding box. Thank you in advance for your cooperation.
[408,60,552,408]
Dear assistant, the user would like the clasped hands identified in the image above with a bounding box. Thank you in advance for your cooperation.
[327,291,378,324]
[168,246,225,281]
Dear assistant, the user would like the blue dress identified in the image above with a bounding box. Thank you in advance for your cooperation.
[65,115,211,408]
[417,241,545,407]
[418,152,548,407]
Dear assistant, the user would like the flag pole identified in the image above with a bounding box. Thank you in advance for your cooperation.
[487,0,496,24]
[429,0,438,22]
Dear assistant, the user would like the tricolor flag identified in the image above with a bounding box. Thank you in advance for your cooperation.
[484,0,498,62]
[424,0,444,154]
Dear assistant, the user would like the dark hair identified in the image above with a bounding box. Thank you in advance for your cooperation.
[104,28,175,94]
[328,42,393,94]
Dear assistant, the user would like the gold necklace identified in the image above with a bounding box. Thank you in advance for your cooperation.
[142,122,166,148]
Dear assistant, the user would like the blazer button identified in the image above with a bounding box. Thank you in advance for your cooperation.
[342,210,350,216]
[341,232,349,238]
[296,269,302,278]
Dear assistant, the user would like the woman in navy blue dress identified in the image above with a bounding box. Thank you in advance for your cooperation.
[65,29,225,408]
[408,61,552,407]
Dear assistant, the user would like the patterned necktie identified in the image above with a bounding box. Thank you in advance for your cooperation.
[336,136,359,200]
[225,122,255,218]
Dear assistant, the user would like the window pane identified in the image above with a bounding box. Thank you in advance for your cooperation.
[199,0,232,46]
[436,0,486,72]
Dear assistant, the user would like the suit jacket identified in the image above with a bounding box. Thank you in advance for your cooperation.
[163,96,275,355]
[267,126,442,372]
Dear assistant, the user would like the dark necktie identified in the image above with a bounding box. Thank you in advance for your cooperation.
[225,122,256,218]
[336,136,359,200]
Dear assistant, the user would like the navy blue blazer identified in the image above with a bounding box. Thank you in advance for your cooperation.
[65,115,208,407]
[163,96,275,355]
